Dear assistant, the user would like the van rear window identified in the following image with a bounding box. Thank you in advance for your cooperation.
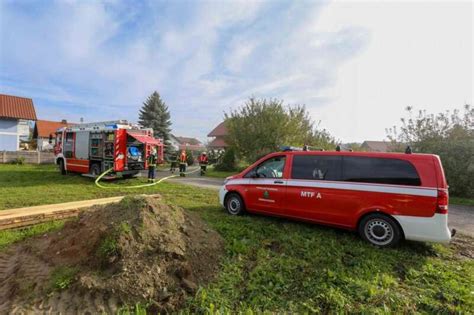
[343,156,421,186]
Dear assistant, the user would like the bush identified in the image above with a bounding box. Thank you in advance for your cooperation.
[185,149,194,166]
[215,147,236,171]
[387,105,474,197]
[11,156,25,165]
[225,97,336,163]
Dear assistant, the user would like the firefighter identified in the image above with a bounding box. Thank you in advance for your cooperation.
[147,148,157,182]
[179,149,187,177]
[198,152,209,176]
[169,152,179,174]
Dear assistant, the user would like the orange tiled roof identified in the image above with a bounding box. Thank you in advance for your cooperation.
[208,137,228,148]
[207,121,228,137]
[35,120,72,138]
[0,94,37,120]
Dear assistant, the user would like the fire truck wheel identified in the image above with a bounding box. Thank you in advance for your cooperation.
[225,193,245,216]
[90,163,101,176]
[358,213,401,247]
[58,159,66,175]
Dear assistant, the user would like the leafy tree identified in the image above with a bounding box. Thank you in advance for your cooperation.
[387,105,474,197]
[225,98,336,163]
[138,91,172,153]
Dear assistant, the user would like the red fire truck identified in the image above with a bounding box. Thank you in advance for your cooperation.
[54,120,164,178]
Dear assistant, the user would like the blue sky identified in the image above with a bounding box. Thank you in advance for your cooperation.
[1,0,472,142]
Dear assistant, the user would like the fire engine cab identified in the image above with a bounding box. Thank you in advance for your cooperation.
[54,120,163,178]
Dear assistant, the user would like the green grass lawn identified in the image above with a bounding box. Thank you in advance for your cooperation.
[205,168,238,179]
[450,196,474,206]
[1,164,473,313]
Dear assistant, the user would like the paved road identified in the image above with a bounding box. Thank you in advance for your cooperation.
[150,169,474,236]
[449,205,474,236]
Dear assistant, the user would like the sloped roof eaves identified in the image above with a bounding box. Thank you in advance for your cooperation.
[175,136,202,145]
[0,94,37,120]
[178,144,206,151]
[207,121,228,137]
[35,120,72,138]
[208,137,228,148]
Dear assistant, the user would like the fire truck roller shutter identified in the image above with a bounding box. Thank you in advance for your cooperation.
[127,133,161,145]
[75,131,90,160]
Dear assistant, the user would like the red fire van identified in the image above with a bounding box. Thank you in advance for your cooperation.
[219,150,454,247]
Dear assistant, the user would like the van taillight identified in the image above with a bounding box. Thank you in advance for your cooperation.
[436,189,449,214]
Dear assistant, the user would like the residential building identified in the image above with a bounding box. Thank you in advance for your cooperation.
[169,134,206,156]
[33,119,72,151]
[169,134,181,152]
[0,94,37,151]
[207,121,228,150]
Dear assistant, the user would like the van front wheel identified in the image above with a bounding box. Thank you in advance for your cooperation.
[225,193,245,216]
[359,213,401,247]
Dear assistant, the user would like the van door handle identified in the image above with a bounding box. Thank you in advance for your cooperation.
[274,180,284,184]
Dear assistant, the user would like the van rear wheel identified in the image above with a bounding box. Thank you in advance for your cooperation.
[225,193,245,216]
[359,213,401,247]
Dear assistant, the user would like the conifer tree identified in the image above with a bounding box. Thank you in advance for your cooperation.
[138,91,172,153]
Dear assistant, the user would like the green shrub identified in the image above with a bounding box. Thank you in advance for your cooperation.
[185,149,194,166]
[215,147,236,171]
[11,156,25,165]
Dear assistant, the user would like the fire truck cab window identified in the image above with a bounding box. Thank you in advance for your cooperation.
[65,132,73,142]
[64,132,74,158]
[291,155,342,180]
[246,156,286,178]
[342,156,421,186]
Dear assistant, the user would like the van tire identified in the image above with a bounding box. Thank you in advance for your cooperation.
[225,193,245,216]
[358,213,401,247]
[58,159,66,175]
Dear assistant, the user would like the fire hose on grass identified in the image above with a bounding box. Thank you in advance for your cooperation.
[95,167,201,189]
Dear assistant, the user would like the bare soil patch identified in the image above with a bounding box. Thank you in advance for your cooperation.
[0,195,224,313]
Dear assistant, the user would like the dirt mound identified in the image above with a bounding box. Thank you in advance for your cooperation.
[0,195,224,313]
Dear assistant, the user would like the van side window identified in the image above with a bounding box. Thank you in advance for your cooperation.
[343,156,421,186]
[291,155,342,180]
[245,156,286,179]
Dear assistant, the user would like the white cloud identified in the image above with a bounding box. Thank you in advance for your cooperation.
[2,1,469,143]
[312,1,473,142]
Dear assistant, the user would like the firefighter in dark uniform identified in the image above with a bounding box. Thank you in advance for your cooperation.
[179,150,187,177]
[147,148,157,182]
[169,152,179,174]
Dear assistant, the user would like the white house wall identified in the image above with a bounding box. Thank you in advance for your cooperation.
[0,118,20,151]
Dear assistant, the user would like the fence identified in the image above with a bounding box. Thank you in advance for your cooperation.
[1,151,55,164]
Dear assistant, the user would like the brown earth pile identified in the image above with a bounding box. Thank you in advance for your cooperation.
[0,195,224,314]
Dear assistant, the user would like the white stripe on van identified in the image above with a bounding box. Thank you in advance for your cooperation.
[226,178,437,197]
